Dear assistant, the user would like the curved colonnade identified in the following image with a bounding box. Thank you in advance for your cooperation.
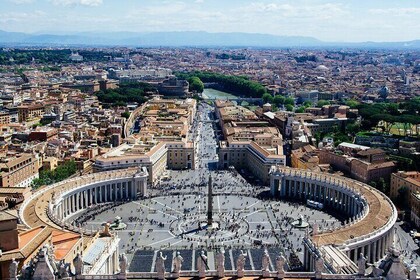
[270,166,397,270]
[20,165,397,276]
[19,167,148,234]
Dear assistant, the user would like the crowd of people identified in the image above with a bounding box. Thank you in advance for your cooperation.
[66,101,346,272]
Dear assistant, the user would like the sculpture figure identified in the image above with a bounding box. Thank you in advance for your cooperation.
[315,257,324,278]
[409,266,417,280]
[236,250,247,278]
[156,251,167,280]
[9,258,19,280]
[357,253,367,275]
[73,253,83,276]
[312,223,319,235]
[261,249,270,271]
[58,260,70,278]
[23,261,37,280]
[371,264,383,277]
[197,250,207,278]
[276,255,285,279]
[100,223,112,237]
[216,250,225,278]
[32,247,55,280]
[173,251,183,275]
[119,253,128,274]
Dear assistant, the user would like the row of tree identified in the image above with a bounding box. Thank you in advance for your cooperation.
[0,49,109,65]
[95,82,156,106]
[215,53,246,60]
[356,99,420,135]
[31,160,77,189]
[187,77,204,93]
[176,71,267,98]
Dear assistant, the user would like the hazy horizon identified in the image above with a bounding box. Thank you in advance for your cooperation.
[2,30,420,44]
[1,0,420,43]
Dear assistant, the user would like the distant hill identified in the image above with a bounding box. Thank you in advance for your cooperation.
[0,30,419,49]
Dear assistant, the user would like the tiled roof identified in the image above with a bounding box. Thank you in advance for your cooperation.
[0,226,52,262]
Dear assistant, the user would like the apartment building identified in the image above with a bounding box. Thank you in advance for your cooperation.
[318,146,395,184]
[291,145,320,170]
[411,192,420,228]
[390,171,420,200]
[93,142,168,183]
[17,104,45,122]
[94,98,196,184]
[0,153,39,188]
[216,101,285,184]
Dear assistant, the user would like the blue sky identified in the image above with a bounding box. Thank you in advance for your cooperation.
[1,0,420,42]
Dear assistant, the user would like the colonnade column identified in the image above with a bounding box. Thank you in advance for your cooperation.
[388,231,394,250]
[367,244,371,261]
[376,239,381,261]
[125,182,129,199]
[104,185,107,202]
[372,241,377,262]
[63,198,67,218]
[76,193,80,212]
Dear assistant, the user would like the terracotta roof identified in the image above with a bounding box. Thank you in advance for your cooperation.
[366,161,395,170]
[52,230,80,260]
[357,148,385,156]
[0,226,52,262]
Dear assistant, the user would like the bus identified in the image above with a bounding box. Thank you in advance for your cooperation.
[307,200,323,210]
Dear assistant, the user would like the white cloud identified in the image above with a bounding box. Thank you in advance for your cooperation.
[128,2,187,17]
[49,0,103,7]
[240,2,348,19]
[369,7,420,16]
[0,10,45,23]
[8,0,35,4]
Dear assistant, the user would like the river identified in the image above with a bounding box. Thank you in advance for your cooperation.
[201,88,237,100]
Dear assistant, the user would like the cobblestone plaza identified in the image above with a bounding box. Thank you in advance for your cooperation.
[70,169,341,272]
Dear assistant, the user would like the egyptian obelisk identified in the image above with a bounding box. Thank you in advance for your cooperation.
[207,175,213,226]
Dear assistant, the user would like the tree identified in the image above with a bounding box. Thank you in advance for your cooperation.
[188,77,204,93]
[121,111,130,119]
[273,95,285,106]
[285,104,294,111]
[402,97,420,114]
[262,93,274,103]
[317,100,331,107]
[369,181,377,189]
[95,82,153,106]
[346,122,360,135]
[377,177,389,194]
[295,107,305,113]
[303,101,313,107]
[345,99,359,108]
[175,71,268,98]
[386,103,399,115]
[31,160,77,189]
[284,97,295,106]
